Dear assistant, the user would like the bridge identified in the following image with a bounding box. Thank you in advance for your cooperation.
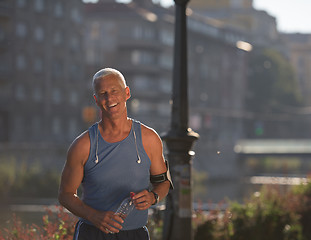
[234,139,311,157]
[234,139,311,186]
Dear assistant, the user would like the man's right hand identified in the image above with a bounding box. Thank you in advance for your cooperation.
[90,210,124,234]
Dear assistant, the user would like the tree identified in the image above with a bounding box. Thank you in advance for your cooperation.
[246,48,302,114]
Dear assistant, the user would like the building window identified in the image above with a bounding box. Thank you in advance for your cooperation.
[16,23,27,37]
[230,0,242,8]
[157,102,170,116]
[69,91,78,105]
[144,28,155,39]
[54,2,63,18]
[33,86,42,101]
[32,116,42,137]
[52,117,61,135]
[159,77,171,94]
[68,119,78,139]
[71,8,81,23]
[16,84,26,101]
[16,54,26,70]
[14,116,24,139]
[52,88,62,104]
[70,64,80,79]
[139,102,155,114]
[160,29,174,46]
[33,57,43,73]
[16,0,26,8]
[131,50,155,65]
[70,37,79,51]
[34,0,44,12]
[132,25,155,40]
[133,75,150,90]
[133,26,143,39]
[53,31,63,45]
[90,22,100,40]
[53,61,63,77]
[159,53,172,69]
[34,26,44,41]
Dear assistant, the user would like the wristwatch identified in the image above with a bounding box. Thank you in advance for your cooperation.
[150,190,159,205]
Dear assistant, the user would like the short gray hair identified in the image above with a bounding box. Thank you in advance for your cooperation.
[92,68,127,93]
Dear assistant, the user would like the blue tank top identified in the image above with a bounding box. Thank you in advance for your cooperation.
[81,119,151,230]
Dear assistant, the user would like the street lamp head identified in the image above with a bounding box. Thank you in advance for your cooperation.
[174,0,190,5]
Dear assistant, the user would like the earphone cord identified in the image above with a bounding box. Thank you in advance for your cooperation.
[133,129,141,163]
[95,123,141,164]
[95,124,99,163]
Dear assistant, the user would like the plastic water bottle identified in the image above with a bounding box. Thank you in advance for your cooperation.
[114,192,135,220]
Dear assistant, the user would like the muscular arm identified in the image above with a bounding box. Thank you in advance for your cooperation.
[133,125,170,209]
[58,131,92,218]
[58,131,123,233]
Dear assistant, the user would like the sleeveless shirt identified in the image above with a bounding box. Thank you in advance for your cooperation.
[81,119,151,230]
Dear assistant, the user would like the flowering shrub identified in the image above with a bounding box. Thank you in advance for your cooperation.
[2,182,311,240]
[0,206,77,240]
[0,206,164,240]
[194,181,311,240]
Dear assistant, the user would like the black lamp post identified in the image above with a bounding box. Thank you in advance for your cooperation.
[162,0,199,239]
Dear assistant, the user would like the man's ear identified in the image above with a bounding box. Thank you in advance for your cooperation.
[125,86,131,100]
[93,94,98,104]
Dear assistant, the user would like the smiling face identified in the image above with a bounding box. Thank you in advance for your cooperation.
[93,74,131,120]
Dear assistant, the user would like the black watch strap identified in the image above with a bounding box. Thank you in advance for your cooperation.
[150,190,159,205]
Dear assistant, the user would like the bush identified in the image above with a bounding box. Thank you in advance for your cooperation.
[0,206,77,240]
[0,159,60,200]
[195,181,311,240]
[0,206,166,240]
[229,187,300,240]
[194,203,232,240]
[290,182,311,240]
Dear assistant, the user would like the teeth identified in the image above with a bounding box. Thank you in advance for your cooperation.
[109,103,117,108]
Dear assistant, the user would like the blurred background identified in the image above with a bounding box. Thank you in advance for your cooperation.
[1,0,311,228]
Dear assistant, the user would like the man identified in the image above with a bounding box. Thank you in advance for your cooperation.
[58,68,171,240]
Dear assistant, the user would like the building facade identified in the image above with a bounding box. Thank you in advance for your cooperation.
[1,0,86,144]
[281,33,311,106]
[189,0,279,47]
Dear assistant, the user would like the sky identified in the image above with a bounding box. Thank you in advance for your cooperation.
[157,0,311,33]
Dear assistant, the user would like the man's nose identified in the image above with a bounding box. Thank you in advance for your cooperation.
[105,92,113,101]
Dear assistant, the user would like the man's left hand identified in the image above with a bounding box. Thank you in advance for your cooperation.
[131,190,155,210]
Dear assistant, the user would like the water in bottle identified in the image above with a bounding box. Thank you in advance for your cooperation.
[114,192,135,220]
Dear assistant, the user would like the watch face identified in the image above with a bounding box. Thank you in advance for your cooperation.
[152,191,159,204]
[155,193,159,202]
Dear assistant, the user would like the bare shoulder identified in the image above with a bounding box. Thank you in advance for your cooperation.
[140,123,163,159]
[140,123,167,175]
[140,123,162,144]
[67,130,91,166]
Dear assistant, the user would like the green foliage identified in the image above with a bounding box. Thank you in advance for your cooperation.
[290,182,311,240]
[147,209,163,240]
[194,208,232,240]
[0,206,77,240]
[0,206,164,240]
[195,182,311,240]
[229,187,298,240]
[247,48,302,113]
[193,169,208,200]
[0,159,61,200]
[0,157,17,199]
